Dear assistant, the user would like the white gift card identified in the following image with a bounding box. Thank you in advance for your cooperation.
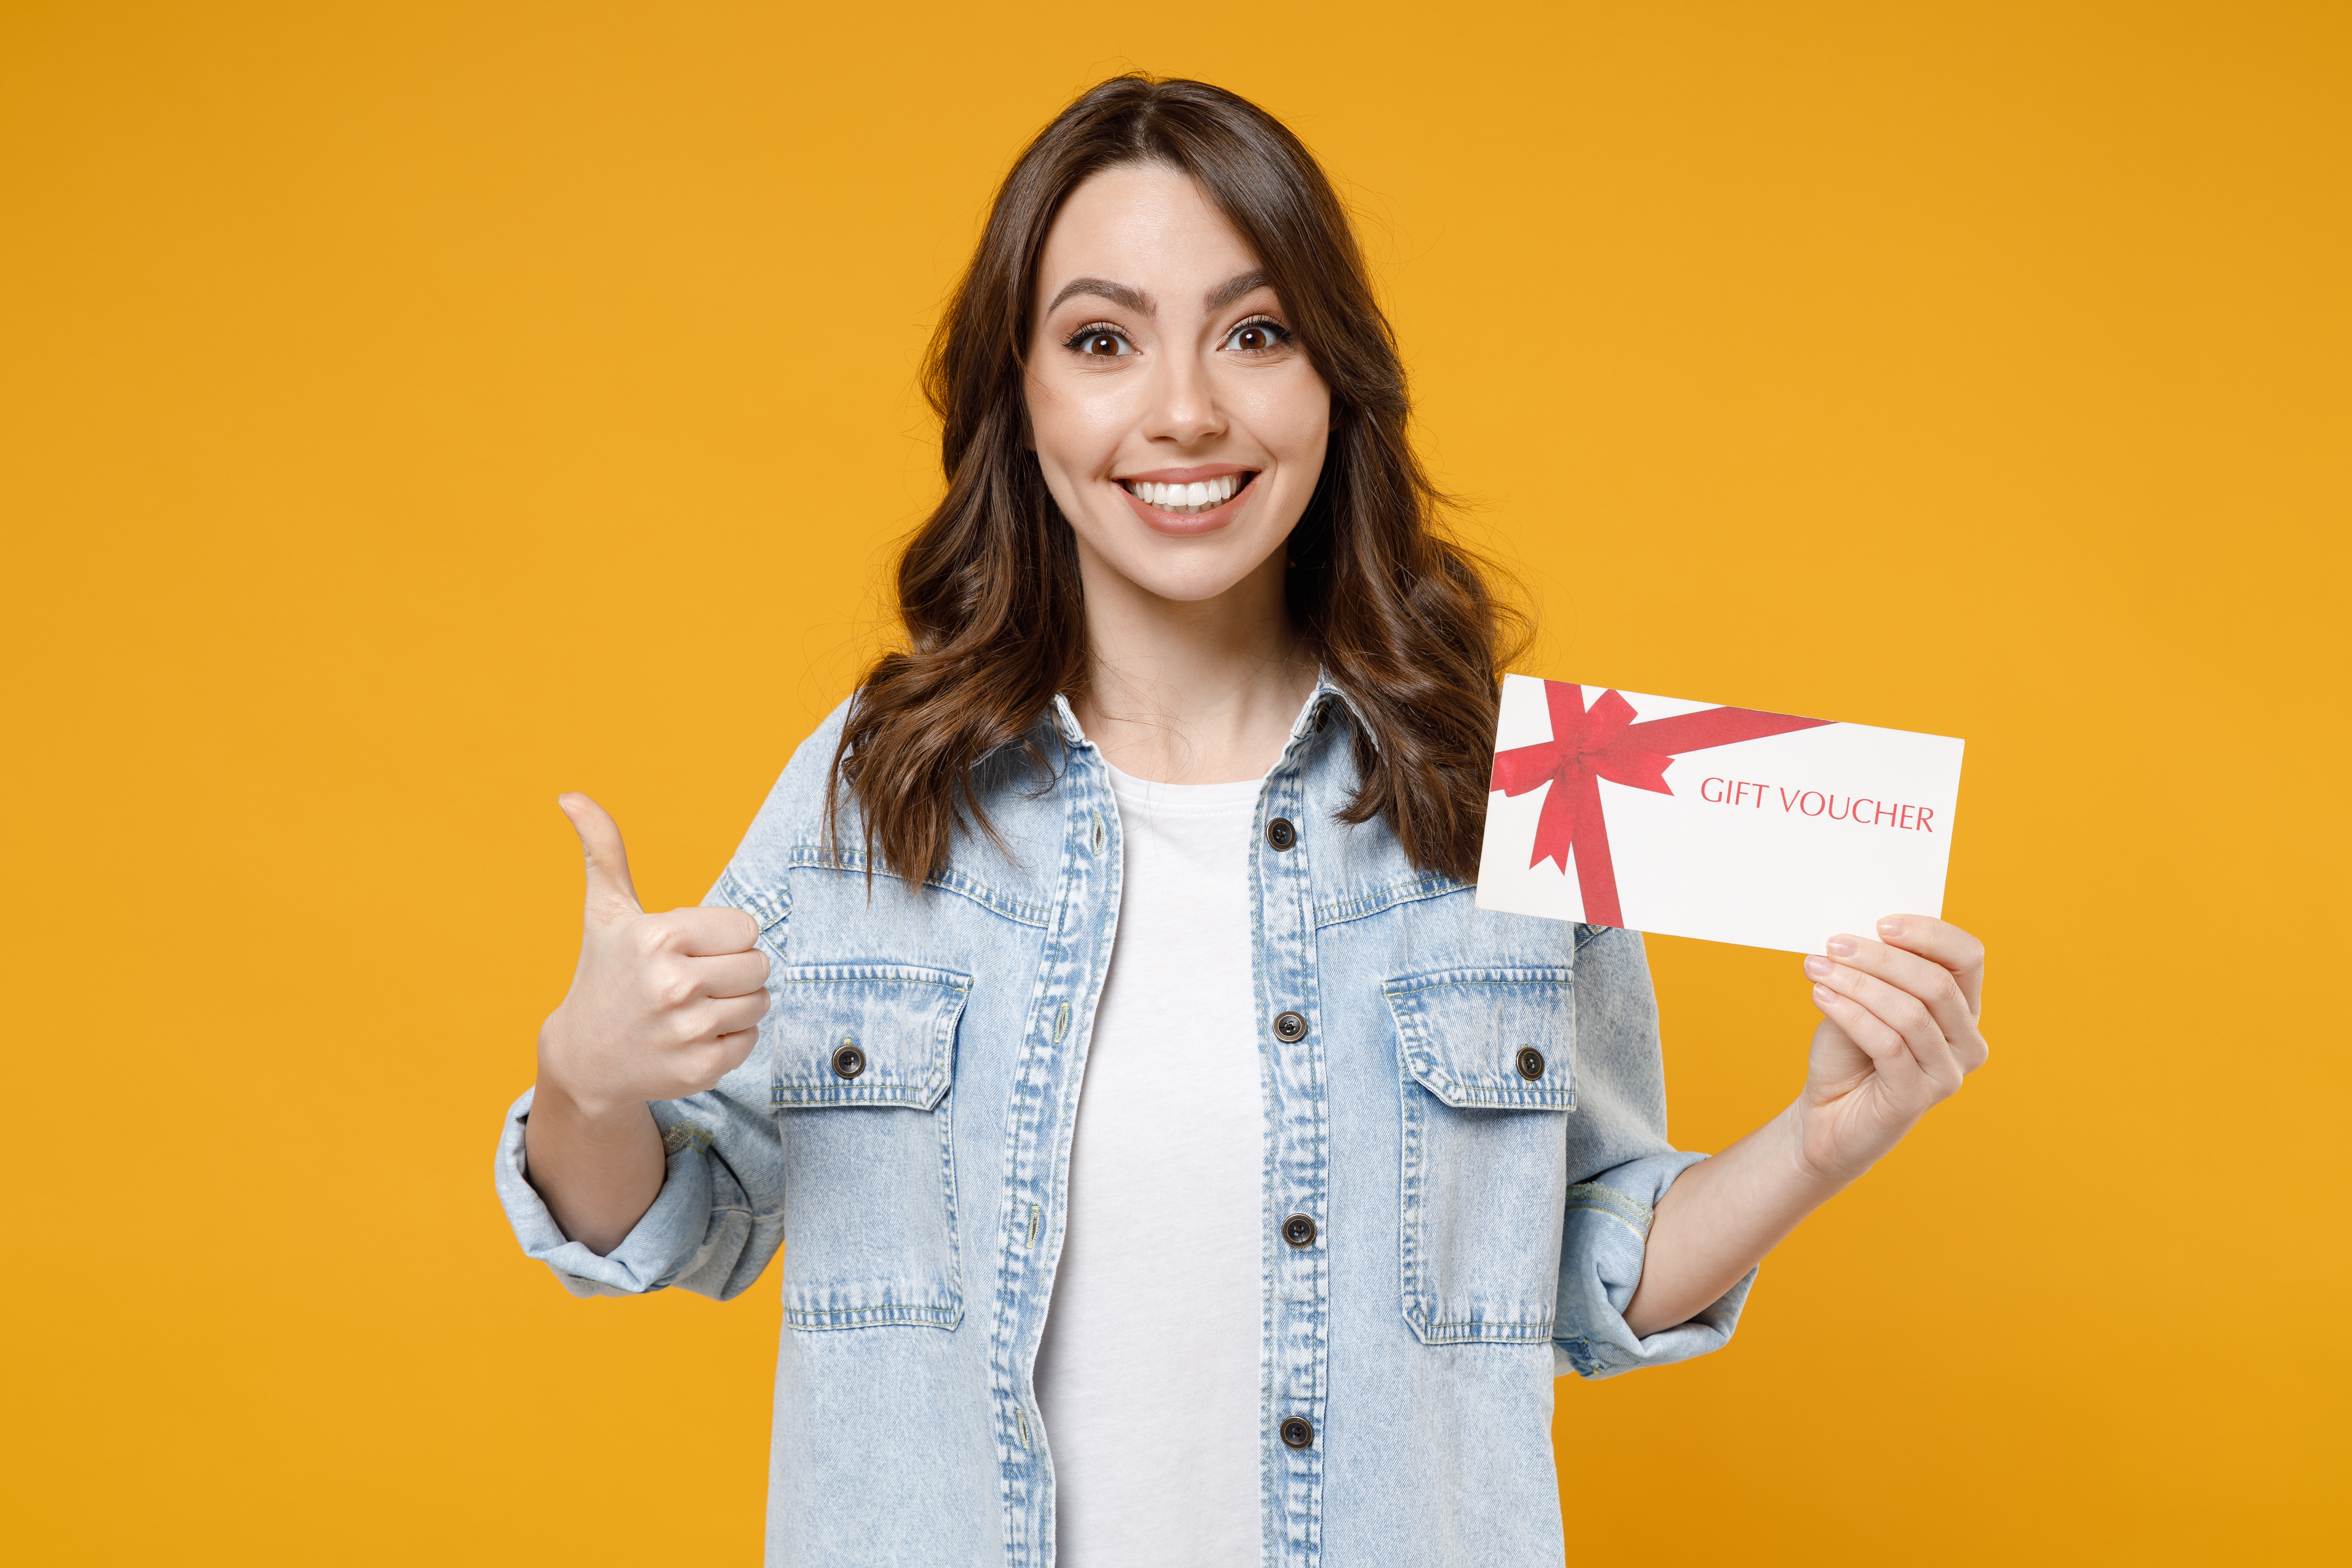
[1476,675,1965,955]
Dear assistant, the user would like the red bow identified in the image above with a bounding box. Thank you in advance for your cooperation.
[1491,682,1831,927]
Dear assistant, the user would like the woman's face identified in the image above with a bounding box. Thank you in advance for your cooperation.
[1025,163,1332,607]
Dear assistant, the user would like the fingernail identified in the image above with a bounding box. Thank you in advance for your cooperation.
[1812,983,1837,1007]
[1826,935,1858,957]
[1877,916,1904,938]
[1803,955,1832,980]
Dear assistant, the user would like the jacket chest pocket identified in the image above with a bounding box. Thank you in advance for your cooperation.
[770,963,970,1331]
[1385,968,1576,1345]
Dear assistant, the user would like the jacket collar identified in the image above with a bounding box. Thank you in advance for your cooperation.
[1046,670,1375,759]
[1303,671,1377,753]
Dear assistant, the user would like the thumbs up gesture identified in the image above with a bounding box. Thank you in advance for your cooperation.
[535,793,771,1118]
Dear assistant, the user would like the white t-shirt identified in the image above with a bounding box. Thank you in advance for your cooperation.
[1032,760,1266,1567]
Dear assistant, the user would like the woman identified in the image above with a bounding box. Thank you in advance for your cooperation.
[497,75,1988,1567]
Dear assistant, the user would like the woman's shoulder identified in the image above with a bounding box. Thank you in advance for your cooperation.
[717,694,1071,918]
[712,698,854,906]
[772,696,857,823]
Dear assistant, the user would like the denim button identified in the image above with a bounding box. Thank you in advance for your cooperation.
[1265,817,1297,851]
[1282,1213,1317,1248]
[1515,1046,1545,1081]
[1273,1011,1308,1043]
[1280,1417,1315,1449]
[831,1042,867,1079]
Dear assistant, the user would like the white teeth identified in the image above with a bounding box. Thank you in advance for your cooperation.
[1125,474,1245,514]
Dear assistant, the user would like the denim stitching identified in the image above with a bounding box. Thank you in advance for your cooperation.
[936,1085,965,1327]
[788,845,1051,927]
[783,962,970,991]
[1383,967,1576,994]
[1392,966,1577,1348]
[1413,1084,1579,1108]
[985,755,1123,1567]
[1564,1180,1653,1240]
[785,1304,961,1329]
[1258,694,1332,1565]
[1556,1337,1609,1376]
[1397,1042,1430,1340]
[1311,873,1469,929]
[659,1121,713,1155]
[715,869,789,934]
[1421,1318,1558,1340]
[1382,969,1578,1110]
[769,966,970,1108]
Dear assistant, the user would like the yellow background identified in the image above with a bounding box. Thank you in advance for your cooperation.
[4,1,2344,1561]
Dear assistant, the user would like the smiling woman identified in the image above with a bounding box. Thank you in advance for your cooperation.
[833,77,1520,885]
[1030,170,1329,608]
[503,72,1989,1568]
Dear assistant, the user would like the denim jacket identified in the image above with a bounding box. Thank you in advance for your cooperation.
[495,678,1754,1566]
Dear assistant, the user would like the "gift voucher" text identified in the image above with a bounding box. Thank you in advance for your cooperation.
[1697,778,1937,831]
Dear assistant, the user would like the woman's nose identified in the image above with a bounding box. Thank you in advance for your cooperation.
[1142,351,1225,446]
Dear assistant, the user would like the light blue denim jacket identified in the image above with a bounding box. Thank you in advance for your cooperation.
[495,679,1754,1566]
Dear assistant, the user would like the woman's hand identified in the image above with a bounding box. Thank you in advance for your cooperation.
[1794,914,1989,1184]
[1625,913,1988,1335]
[536,793,771,1118]
[523,794,768,1253]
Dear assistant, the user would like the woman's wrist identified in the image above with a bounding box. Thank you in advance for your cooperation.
[521,1066,664,1253]
[530,1072,647,1134]
[532,1009,646,1128]
[1782,1097,1863,1194]
[1788,1086,1927,1191]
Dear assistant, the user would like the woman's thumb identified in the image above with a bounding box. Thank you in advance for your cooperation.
[558,792,643,921]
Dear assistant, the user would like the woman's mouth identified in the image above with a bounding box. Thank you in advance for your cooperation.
[1119,471,1257,517]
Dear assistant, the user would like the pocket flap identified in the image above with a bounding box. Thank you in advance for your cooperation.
[1384,967,1575,1108]
[771,963,971,1109]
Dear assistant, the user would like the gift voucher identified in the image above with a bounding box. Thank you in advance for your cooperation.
[1476,675,1965,955]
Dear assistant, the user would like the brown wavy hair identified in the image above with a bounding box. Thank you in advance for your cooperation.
[829,74,1524,884]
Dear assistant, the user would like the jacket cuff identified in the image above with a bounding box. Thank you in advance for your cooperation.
[493,1087,714,1299]
[1552,1151,1758,1379]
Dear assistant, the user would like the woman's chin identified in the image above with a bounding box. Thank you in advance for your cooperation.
[1083,540,1283,606]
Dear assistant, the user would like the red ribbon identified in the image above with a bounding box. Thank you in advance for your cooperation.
[1491,681,1833,928]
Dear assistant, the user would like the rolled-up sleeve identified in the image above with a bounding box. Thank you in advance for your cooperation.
[1551,925,1757,1380]
[491,866,791,1302]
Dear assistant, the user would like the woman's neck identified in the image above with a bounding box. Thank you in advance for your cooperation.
[1070,544,1319,785]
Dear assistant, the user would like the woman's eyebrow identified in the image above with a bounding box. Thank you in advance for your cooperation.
[1204,270,1270,312]
[1043,271,1271,317]
[1046,277,1154,316]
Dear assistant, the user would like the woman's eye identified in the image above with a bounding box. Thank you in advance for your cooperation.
[1223,319,1292,354]
[1066,326,1134,358]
